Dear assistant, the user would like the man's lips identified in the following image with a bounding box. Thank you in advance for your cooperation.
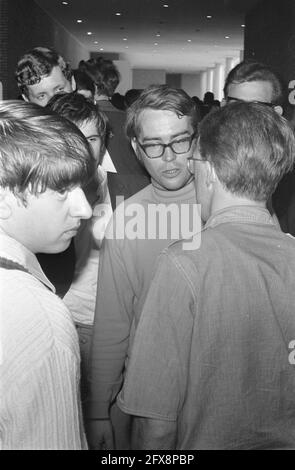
[162,168,181,177]
[64,224,81,234]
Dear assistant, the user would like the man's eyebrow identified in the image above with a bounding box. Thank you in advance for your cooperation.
[53,83,66,91]
[141,131,191,143]
[86,134,100,139]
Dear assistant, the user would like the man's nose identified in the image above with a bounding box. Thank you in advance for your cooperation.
[162,145,176,162]
[70,187,93,220]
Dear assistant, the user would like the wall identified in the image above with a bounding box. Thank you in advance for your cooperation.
[132,69,166,89]
[114,61,132,95]
[1,0,89,99]
[244,0,294,116]
[0,0,9,99]
[166,74,182,89]
[181,73,202,98]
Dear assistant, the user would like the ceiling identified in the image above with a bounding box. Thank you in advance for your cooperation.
[35,0,260,74]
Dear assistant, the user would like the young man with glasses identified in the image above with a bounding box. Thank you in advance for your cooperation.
[118,102,295,450]
[87,85,200,450]
[223,60,283,115]
[223,60,286,227]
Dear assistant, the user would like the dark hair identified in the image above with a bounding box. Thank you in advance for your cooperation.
[78,58,120,97]
[126,84,199,139]
[15,47,72,96]
[111,92,126,111]
[0,100,95,205]
[73,69,96,96]
[47,92,108,158]
[198,102,295,201]
[223,60,283,105]
[124,89,143,108]
[203,91,214,104]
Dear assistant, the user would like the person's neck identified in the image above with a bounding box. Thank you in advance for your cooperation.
[210,190,266,217]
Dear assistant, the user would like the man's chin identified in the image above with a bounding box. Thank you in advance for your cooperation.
[38,239,72,255]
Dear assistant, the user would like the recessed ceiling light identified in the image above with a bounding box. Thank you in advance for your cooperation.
[87,32,92,35]
[123,38,128,41]
[187,39,192,42]
[206,15,212,19]
[225,36,230,39]
[116,12,122,16]
[156,33,161,37]
[94,41,98,44]
[77,19,82,23]
[163,4,169,7]
[100,48,104,51]
[241,24,245,27]
[62,1,68,5]
[154,42,158,46]
[125,46,129,49]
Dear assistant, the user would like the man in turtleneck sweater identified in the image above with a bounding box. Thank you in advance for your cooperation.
[87,85,200,449]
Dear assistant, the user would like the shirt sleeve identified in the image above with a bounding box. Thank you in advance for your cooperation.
[87,221,135,419]
[117,250,195,421]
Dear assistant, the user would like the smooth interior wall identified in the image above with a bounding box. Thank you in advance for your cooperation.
[133,69,166,89]
[1,0,89,99]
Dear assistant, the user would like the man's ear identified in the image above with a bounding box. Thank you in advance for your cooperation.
[0,190,12,220]
[131,138,142,161]
[205,161,218,189]
[274,105,283,116]
[71,75,77,92]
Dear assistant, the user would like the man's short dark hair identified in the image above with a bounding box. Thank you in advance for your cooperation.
[47,92,108,157]
[126,84,199,139]
[73,69,96,97]
[198,102,295,201]
[223,60,283,105]
[0,100,94,205]
[79,57,120,97]
[15,47,72,96]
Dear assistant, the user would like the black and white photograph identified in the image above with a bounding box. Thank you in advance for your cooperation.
[1,0,295,454]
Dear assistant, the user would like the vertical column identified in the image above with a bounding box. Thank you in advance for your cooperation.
[206,68,214,93]
[225,57,234,77]
[213,63,224,101]
[200,71,207,99]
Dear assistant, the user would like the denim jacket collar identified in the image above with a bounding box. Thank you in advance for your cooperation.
[205,205,276,230]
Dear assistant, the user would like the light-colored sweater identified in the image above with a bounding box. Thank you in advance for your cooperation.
[88,181,198,419]
[0,232,86,450]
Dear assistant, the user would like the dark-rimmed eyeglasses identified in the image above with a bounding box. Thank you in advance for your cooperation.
[225,96,275,108]
[136,132,196,159]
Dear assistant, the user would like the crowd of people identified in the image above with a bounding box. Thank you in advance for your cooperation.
[1,46,295,450]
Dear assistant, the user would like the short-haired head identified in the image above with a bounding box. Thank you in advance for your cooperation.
[223,60,283,105]
[79,57,120,97]
[0,100,95,205]
[15,47,72,97]
[126,84,199,139]
[47,92,108,158]
[73,69,96,99]
[198,102,295,201]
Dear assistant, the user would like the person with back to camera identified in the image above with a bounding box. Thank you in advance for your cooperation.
[118,102,295,450]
